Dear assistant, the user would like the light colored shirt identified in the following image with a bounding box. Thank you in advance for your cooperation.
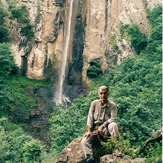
[87,99,117,129]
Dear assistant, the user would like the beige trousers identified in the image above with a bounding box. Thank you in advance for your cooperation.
[81,122,119,158]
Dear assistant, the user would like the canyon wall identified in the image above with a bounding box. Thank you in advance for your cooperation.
[6,0,161,99]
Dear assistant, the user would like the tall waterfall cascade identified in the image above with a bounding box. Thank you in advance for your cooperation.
[55,0,73,104]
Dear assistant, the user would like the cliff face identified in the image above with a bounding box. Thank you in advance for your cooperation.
[7,0,161,98]
[81,0,161,81]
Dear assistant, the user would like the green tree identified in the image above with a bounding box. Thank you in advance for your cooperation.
[23,140,43,163]
[0,117,32,162]
[120,24,147,54]
[0,43,18,113]
[0,2,10,42]
[87,58,103,78]
[9,4,34,40]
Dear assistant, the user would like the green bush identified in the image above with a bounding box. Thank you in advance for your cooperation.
[0,118,32,162]
[87,58,102,78]
[0,25,10,43]
[102,134,138,157]
[144,143,162,163]
[0,43,18,113]
[120,24,147,54]
[106,56,161,144]
[144,5,162,60]
[0,2,10,42]
[0,3,7,24]
[3,75,52,121]
[0,43,18,75]
[9,4,34,40]
[23,140,43,163]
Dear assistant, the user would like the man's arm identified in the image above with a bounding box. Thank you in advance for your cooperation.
[98,104,117,132]
[84,101,95,138]
[84,125,93,138]
[104,105,117,127]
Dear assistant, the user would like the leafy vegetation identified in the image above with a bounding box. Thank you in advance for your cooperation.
[23,139,43,163]
[0,1,10,42]
[102,134,138,158]
[144,143,162,163]
[0,117,43,163]
[120,24,147,54]
[108,35,119,52]
[9,2,34,40]
[4,75,51,121]
[87,58,103,78]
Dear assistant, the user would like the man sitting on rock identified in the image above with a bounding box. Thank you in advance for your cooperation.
[81,86,119,163]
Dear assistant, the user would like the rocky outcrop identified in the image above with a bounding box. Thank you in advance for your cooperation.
[82,0,161,81]
[8,0,161,79]
[4,0,161,99]
[56,137,145,163]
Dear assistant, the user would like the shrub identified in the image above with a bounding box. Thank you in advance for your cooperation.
[9,4,34,40]
[87,58,102,78]
[0,25,10,43]
[120,24,147,54]
[23,140,43,163]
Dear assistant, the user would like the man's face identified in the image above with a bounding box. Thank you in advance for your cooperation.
[98,88,108,103]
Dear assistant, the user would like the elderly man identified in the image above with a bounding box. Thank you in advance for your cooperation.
[81,86,119,163]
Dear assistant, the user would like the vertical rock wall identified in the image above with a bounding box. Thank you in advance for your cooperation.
[9,0,162,91]
[81,0,161,82]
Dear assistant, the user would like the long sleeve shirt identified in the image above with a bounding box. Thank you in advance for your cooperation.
[87,99,117,130]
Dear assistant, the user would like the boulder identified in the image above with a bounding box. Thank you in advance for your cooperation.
[55,137,85,163]
[55,137,145,163]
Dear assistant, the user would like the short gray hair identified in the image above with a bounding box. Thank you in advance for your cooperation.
[98,86,108,92]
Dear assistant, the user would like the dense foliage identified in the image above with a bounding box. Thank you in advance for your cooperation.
[87,58,103,78]
[120,24,148,54]
[0,117,43,162]
[9,2,34,40]
[0,2,10,42]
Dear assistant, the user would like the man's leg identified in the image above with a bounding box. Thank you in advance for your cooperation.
[81,136,93,158]
[103,122,119,137]
[81,136,95,162]
[108,122,119,137]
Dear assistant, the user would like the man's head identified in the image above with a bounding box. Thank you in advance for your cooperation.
[98,86,109,103]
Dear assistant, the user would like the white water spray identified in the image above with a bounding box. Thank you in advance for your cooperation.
[55,0,73,104]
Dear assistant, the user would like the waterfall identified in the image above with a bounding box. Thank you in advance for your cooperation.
[55,0,73,104]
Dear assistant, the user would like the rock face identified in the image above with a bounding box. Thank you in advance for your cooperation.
[56,137,145,163]
[4,0,162,98]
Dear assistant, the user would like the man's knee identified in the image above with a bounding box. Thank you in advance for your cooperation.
[108,122,118,128]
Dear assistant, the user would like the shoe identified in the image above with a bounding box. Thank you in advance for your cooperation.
[86,157,95,163]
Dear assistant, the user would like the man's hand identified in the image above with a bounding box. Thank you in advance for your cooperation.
[97,125,104,134]
[84,131,93,138]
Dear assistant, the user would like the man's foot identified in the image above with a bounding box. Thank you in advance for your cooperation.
[86,157,95,163]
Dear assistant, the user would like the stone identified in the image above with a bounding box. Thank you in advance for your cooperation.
[55,137,146,163]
